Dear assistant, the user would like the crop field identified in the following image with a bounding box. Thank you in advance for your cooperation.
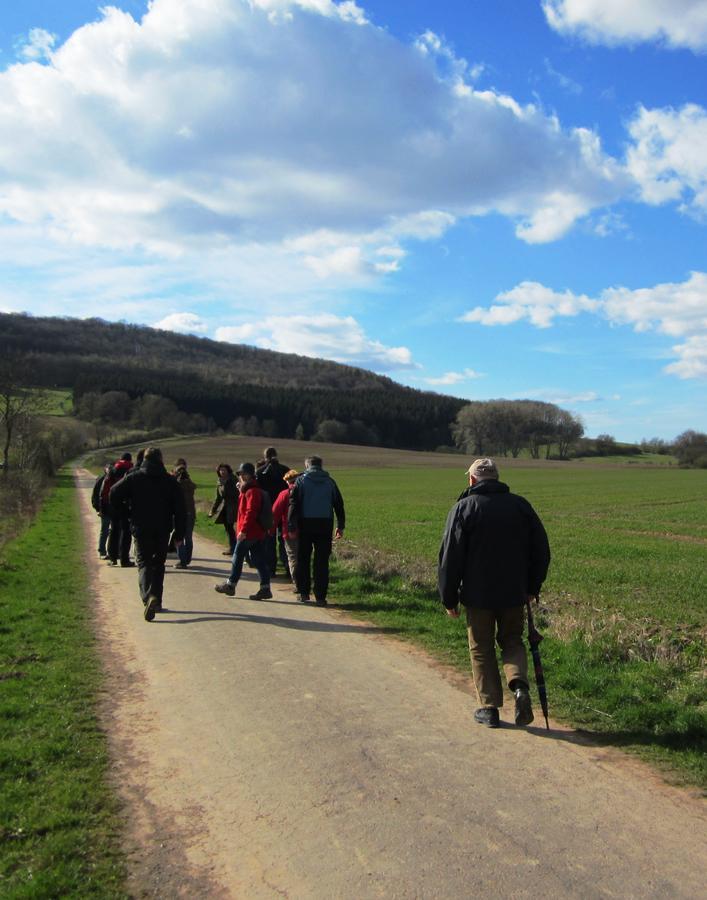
[97,434,707,786]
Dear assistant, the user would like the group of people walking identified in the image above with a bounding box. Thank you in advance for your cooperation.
[212,448,345,607]
[92,448,195,620]
[93,444,550,730]
[92,445,346,619]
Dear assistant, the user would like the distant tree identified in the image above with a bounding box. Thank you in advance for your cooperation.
[640,436,671,455]
[673,430,707,467]
[0,354,49,473]
[229,416,247,435]
[595,434,617,456]
[261,418,278,438]
[556,410,584,460]
[314,418,349,443]
[294,422,306,441]
[245,415,260,436]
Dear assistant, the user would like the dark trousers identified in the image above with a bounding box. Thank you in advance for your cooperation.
[296,519,333,601]
[224,522,236,553]
[264,531,289,576]
[107,513,132,563]
[134,528,170,604]
[98,514,111,555]
[177,516,194,566]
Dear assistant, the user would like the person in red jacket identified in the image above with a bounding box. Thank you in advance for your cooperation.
[214,462,272,600]
[272,469,300,592]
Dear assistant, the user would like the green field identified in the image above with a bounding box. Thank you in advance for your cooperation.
[39,388,73,417]
[94,435,707,787]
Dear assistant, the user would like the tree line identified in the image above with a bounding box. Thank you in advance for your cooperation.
[452,400,584,459]
[1,313,465,451]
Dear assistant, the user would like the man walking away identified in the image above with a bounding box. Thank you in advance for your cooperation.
[173,461,196,568]
[215,462,272,601]
[110,447,186,622]
[438,458,550,728]
[288,456,345,607]
[91,464,112,559]
[256,447,289,577]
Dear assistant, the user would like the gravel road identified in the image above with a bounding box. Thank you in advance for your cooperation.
[77,469,706,899]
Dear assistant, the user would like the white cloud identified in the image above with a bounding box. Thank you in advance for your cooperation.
[602,271,707,337]
[153,312,208,334]
[462,271,707,380]
[460,281,599,328]
[543,0,707,52]
[543,58,582,95]
[16,28,57,61]
[214,314,417,371]
[424,368,484,385]
[0,0,626,275]
[519,389,600,404]
[665,335,707,378]
[626,104,707,216]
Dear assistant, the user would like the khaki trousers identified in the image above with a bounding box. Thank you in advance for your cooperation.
[466,605,528,708]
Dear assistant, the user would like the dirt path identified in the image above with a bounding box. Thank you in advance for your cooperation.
[77,469,706,898]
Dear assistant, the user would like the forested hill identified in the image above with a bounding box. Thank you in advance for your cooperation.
[1,313,465,449]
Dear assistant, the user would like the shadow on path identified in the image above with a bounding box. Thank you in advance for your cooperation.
[154,609,399,634]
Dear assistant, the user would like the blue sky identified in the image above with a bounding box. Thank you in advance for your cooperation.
[1,0,706,442]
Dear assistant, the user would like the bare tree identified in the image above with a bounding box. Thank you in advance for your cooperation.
[0,355,49,474]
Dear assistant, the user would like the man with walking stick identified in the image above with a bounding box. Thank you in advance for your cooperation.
[438,458,550,728]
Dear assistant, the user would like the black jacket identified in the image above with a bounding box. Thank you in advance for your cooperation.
[109,460,187,540]
[438,480,550,611]
[209,474,239,525]
[256,459,289,501]
[91,474,105,512]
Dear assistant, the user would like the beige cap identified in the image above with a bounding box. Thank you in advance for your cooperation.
[466,458,499,480]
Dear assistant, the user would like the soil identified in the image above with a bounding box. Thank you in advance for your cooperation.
[77,469,706,899]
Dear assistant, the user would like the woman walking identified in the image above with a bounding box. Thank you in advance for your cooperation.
[208,463,239,554]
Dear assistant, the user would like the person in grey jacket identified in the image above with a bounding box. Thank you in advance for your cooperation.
[288,456,345,606]
[438,458,550,729]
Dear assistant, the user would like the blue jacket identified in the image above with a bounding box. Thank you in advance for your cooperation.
[288,467,345,532]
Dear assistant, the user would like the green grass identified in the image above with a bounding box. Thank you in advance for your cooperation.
[38,388,73,417]
[0,474,126,898]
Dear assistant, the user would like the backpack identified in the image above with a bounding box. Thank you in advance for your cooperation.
[256,487,274,532]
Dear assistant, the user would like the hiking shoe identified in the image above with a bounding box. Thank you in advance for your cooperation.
[120,560,135,568]
[106,559,118,566]
[221,549,233,556]
[215,581,235,596]
[315,598,328,607]
[473,707,500,728]
[298,593,311,604]
[249,588,273,601]
[144,595,159,622]
[175,562,188,569]
[514,687,534,726]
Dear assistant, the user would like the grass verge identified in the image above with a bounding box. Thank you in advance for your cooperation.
[0,472,126,898]
[329,561,706,792]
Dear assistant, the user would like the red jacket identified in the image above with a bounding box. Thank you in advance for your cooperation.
[272,485,295,539]
[237,482,267,540]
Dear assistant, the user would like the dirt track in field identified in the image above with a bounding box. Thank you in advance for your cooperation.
[77,469,706,899]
